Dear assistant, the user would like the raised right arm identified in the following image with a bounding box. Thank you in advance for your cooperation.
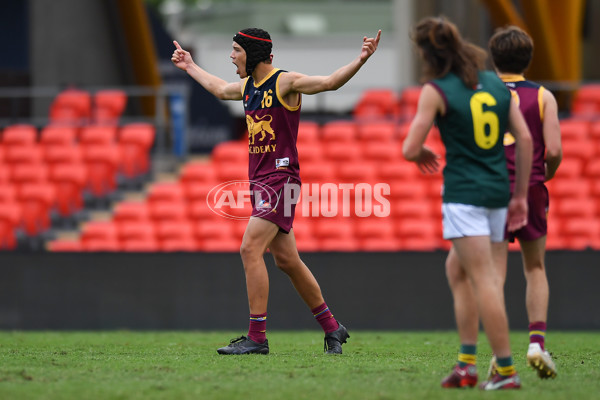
[171,40,243,101]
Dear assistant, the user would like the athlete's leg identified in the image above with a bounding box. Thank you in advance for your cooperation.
[268,228,324,309]
[491,240,509,300]
[442,246,480,387]
[269,228,348,353]
[519,236,549,324]
[452,236,512,359]
[445,246,479,345]
[240,216,280,314]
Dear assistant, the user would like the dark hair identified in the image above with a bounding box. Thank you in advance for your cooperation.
[233,28,273,76]
[488,26,533,74]
[411,16,487,88]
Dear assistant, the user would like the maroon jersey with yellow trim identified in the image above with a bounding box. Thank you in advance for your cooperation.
[242,68,301,181]
[501,74,546,186]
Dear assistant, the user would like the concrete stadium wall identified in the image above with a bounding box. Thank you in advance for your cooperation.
[1,251,598,330]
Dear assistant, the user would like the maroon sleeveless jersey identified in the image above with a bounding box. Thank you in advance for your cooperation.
[501,75,547,186]
[242,68,301,181]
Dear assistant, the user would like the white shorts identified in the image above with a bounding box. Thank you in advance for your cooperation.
[442,203,508,243]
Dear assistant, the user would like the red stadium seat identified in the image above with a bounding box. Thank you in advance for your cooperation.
[313,219,354,240]
[362,142,400,163]
[40,125,78,147]
[147,182,186,204]
[80,125,118,145]
[2,124,37,146]
[118,123,155,177]
[184,182,214,204]
[188,201,219,221]
[81,221,118,243]
[353,89,400,120]
[179,162,217,185]
[93,89,127,124]
[48,107,80,125]
[113,201,149,224]
[17,183,56,236]
[148,200,189,223]
[584,159,600,178]
[561,137,594,162]
[215,165,248,182]
[321,120,358,143]
[44,144,83,166]
[551,158,583,180]
[194,220,234,242]
[156,220,195,243]
[555,198,596,218]
[562,218,600,250]
[571,84,600,117]
[547,178,590,199]
[395,218,438,241]
[212,141,248,166]
[0,202,22,250]
[49,88,92,124]
[297,142,324,165]
[336,164,377,183]
[590,121,600,141]
[559,119,590,141]
[357,121,398,143]
[0,165,9,183]
[376,160,418,183]
[323,142,361,162]
[297,121,320,144]
[118,221,156,242]
[82,144,120,198]
[354,218,395,241]
[425,177,444,198]
[299,163,336,184]
[388,180,428,201]
[0,184,17,203]
[5,145,44,165]
[294,236,320,252]
[10,164,48,189]
[48,164,87,218]
[391,199,433,220]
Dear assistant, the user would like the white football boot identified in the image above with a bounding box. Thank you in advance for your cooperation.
[526,342,557,379]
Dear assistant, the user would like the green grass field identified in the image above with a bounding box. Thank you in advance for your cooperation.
[1,330,598,399]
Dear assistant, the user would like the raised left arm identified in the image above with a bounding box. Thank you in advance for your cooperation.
[278,30,381,96]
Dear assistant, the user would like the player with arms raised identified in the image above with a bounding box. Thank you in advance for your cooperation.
[172,28,381,355]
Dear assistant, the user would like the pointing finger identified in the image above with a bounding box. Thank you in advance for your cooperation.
[375,29,382,44]
[173,40,182,50]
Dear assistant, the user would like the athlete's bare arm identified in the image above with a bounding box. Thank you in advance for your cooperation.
[402,83,441,173]
[277,30,381,99]
[541,89,562,181]
[506,97,533,231]
[171,40,243,101]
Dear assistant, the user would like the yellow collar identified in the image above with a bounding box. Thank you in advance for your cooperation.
[498,73,525,83]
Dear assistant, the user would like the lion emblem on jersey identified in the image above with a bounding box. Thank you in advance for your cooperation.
[247,114,275,145]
